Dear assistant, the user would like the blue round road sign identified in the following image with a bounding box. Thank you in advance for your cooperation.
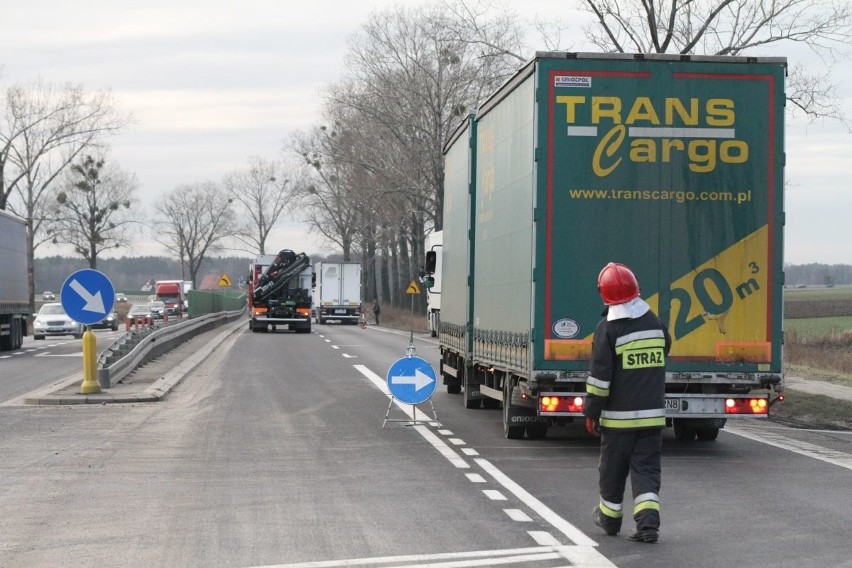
[60,269,116,326]
[386,356,437,404]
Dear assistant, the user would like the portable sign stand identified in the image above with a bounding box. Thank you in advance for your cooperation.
[383,280,439,428]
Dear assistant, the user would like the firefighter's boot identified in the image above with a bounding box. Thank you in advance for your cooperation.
[627,527,659,543]
[593,506,621,536]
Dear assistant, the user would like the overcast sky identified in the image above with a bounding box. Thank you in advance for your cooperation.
[2,0,850,265]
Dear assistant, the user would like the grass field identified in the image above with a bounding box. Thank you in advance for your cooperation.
[785,316,852,338]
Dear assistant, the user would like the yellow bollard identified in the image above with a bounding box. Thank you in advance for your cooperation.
[80,328,100,394]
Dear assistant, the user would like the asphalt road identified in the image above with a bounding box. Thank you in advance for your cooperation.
[1,322,851,567]
[0,328,125,401]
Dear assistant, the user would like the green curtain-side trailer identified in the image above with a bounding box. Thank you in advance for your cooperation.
[437,53,786,440]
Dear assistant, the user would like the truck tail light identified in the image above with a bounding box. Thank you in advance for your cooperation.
[296,308,311,317]
[540,395,584,413]
[725,397,768,414]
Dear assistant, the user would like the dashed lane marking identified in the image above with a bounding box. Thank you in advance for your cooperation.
[352,363,613,565]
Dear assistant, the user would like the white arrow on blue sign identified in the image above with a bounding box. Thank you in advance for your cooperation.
[60,269,116,326]
[386,356,437,405]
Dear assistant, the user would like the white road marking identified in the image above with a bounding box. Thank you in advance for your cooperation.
[342,354,354,358]
[475,458,599,548]
[727,425,852,470]
[449,438,466,446]
[249,545,595,567]
[483,489,507,501]
[35,352,83,357]
[465,473,486,483]
[504,508,533,522]
[529,532,561,546]
[461,448,479,456]
[353,363,611,560]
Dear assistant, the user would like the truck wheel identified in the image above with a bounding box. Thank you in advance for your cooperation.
[503,381,525,440]
[696,427,720,441]
[673,420,697,442]
[34,334,44,341]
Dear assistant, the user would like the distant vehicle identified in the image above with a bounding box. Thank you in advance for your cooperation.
[313,261,362,324]
[126,304,153,327]
[32,303,83,340]
[42,291,56,302]
[148,301,166,320]
[424,230,442,337]
[155,280,185,316]
[115,293,128,303]
[0,210,31,351]
[248,250,312,333]
[91,311,119,331]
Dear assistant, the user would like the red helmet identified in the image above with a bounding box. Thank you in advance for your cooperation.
[597,262,639,305]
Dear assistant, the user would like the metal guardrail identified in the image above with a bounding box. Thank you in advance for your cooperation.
[96,309,245,388]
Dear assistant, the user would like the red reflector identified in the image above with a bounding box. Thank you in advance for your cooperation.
[724,397,769,414]
[539,395,584,413]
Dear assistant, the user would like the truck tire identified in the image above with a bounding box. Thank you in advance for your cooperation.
[696,427,720,441]
[673,420,697,442]
[503,380,525,440]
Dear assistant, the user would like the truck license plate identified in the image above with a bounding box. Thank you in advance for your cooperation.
[335,309,346,314]
[665,398,680,412]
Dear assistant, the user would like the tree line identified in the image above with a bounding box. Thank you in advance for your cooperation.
[32,255,849,306]
[4,0,850,313]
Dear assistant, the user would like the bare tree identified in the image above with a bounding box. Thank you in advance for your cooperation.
[47,154,138,269]
[294,2,522,305]
[153,182,235,287]
[577,0,852,121]
[222,156,299,255]
[0,79,130,305]
[290,116,382,262]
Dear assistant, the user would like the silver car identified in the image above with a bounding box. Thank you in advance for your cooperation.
[33,303,84,340]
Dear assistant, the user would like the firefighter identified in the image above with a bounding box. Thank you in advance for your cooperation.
[585,262,671,544]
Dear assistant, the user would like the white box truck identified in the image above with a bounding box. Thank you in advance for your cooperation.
[313,262,362,325]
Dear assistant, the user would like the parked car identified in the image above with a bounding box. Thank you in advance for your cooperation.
[91,311,119,331]
[115,293,128,303]
[148,300,166,320]
[126,304,153,327]
[32,303,84,340]
[42,291,56,302]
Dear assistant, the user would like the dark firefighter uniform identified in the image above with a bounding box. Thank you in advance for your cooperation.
[585,298,671,541]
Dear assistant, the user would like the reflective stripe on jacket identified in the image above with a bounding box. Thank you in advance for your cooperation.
[584,306,671,432]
